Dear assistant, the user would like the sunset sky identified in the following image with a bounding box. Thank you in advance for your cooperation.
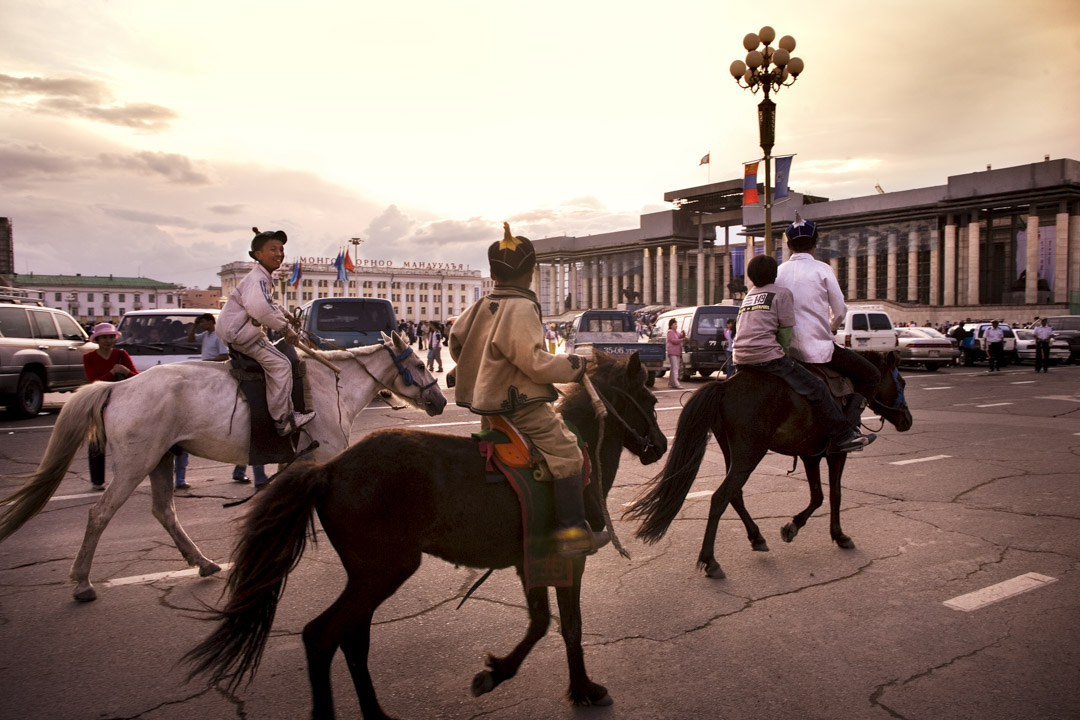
[3,0,1079,289]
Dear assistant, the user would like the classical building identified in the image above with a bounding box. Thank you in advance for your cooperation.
[218,255,485,324]
[533,158,1080,325]
[5,273,185,324]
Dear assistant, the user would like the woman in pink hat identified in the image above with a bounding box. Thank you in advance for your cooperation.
[82,322,138,490]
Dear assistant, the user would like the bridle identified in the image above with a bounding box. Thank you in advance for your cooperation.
[869,367,907,415]
[379,343,439,391]
[594,385,661,458]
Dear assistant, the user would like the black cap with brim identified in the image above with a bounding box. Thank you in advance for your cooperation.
[488,222,536,278]
[249,226,288,259]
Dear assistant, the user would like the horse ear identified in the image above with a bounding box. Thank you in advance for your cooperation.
[380,331,392,345]
[626,351,642,379]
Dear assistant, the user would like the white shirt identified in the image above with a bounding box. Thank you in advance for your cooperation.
[194,329,229,360]
[775,252,847,364]
[217,263,289,346]
[1032,324,1054,341]
[984,326,1005,344]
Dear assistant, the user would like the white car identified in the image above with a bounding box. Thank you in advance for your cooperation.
[834,307,899,352]
[114,309,220,371]
[1013,328,1070,366]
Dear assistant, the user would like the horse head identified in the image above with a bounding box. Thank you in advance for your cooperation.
[588,351,667,466]
[869,351,913,432]
[373,331,447,416]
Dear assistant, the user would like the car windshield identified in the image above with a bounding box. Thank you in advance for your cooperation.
[116,315,199,345]
[1014,329,1033,340]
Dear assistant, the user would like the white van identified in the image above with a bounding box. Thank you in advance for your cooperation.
[834,306,898,352]
[114,309,221,371]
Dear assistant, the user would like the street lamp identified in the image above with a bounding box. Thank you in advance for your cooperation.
[730,25,804,257]
[349,236,364,266]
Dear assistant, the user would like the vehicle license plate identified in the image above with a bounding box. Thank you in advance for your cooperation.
[857,338,868,347]
[929,350,940,357]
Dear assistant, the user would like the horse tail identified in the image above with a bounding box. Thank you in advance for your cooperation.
[624,381,727,544]
[0,382,112,544]
[184,460,328,690]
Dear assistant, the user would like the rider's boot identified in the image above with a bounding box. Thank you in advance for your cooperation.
[830,394,877,452]
[275,410,317,436]
[552,474,609,558]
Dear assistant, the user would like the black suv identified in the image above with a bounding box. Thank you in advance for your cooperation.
[0,297,95,417]
[1044,315,1080,363]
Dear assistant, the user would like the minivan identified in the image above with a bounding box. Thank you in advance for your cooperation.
[115,309,221,371]
[296,298,397,350]
[655,304,740,381]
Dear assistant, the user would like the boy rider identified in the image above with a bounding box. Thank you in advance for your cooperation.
[734,255,875,452]
[449,223,606,558]
[775,216,883,433]
[217,227,315,436]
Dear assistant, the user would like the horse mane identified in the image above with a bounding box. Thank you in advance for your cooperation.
[557,351,630,427]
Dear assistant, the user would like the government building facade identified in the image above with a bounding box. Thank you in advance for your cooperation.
[531,158,1080,326]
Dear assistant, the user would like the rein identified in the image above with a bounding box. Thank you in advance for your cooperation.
[869,368,907,415]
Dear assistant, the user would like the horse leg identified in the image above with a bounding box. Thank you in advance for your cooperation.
[781,455,825,543]
[698,456,761,579]
[323,554,420,720]
[69,458,156,602]
[147,455,221,578]
[730,490,768,552]
[826,453,855,548]
[471,582,551,698]
[555,561,612,707]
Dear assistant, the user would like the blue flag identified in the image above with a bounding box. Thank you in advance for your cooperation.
[334,251,347,283]
[287,261,301,288]
[774,155,793,200]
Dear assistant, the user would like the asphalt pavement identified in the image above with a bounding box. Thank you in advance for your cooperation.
[1,360,1078,719]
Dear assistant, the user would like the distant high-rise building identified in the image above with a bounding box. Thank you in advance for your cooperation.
[0,218,13,283]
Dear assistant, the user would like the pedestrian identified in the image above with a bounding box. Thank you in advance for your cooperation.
[723,318,736,377]
[666,319,686,389]
[545,323,559,354]
[1032,318,1054,373]
[427,321,444,372]
[449,222,604,558]
[82,322,138,491]
[983,320,1006,372]
[216,227,315,436]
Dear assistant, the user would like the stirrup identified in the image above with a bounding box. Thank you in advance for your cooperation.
[554,525,607,558]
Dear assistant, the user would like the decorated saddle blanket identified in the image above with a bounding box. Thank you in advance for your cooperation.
[228,339,311,465]
[472,416,591,591]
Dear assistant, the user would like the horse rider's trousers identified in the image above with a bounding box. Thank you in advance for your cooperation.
[482,402,583,480]
[736,356,851,438]
[232,334,295,424]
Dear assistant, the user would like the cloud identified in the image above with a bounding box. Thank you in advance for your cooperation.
[0,73,178,133]
[0,142,79,180]
[209,204,246,215]
[97,150,210,185]
[97,206,200,230]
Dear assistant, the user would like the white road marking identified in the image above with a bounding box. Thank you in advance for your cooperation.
[1035,395,1080,403]
[889,455,952,465]
[412,420,481,428]
[924,386,953,390]
[657,406,683,412]
[976,402,1013,408]
[1010,381,1036,385]
[47,481,152,503]
[943,573,1057,612]
[686,490,714,499]
[102,563,233,589]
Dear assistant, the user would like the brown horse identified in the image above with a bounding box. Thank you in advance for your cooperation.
[624,351,912,579]
[185,352,666,719]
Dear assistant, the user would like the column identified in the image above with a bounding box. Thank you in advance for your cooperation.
[655,246,664,305]
[600,260,610,309]
[1026,212,1039,304]
[847,237,858,300]
[643,248,653,305]
[744,235,755,293]
[886,233,898,302]
[1055,204,1069,303]
[723,249,733,302]
[570,262,578,310]
[967,212,981,306]
[1070,203,1080,298]
[866,236,878,301]
[591,258,600,309]
[830,256,840,283]
[907,231,919,303]
[668,245,678,308]
[944,218,957,306]
[707,251,717,305]
[549,265,558,316]
[634,260,642,303]
[556,261,564,314]
[930,228,941,307]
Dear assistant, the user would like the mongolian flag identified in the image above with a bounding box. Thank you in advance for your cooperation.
[774,155,794,200]
[288,261,302,290]
[344,252,355,272]
[699,153,710,166]
[743,161,760,205]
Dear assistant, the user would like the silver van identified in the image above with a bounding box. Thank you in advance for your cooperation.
[655,305,740,381]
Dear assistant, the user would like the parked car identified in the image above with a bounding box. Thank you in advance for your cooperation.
[896,327,959,371]
[1043,315,1080,363]
[1013,328,1071,365]
[834,307,898,352]
[114,309,221,372]
[565,309,665,385]
[0,299,96,417]
[654,304,740,381]
[296,297,396,350]
[949,322,1017,366]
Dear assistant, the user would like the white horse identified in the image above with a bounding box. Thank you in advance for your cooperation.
[0,331,446,602]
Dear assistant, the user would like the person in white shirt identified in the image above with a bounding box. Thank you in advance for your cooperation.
[774,216,882,429]
[982,320,1006,372]
[217,228,315,436]
[1032,318,1054,373]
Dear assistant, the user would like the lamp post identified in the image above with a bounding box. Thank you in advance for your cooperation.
[730,26,804,257]
[349,236,364,267]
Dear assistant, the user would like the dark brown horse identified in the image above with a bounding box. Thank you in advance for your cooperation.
[185,352,666,719]
[624,351,912,579]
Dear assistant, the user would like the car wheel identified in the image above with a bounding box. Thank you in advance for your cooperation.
[925,363,940,372]
[646,371,656,387]
[14,371,45,418]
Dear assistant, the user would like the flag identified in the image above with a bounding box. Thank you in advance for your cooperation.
[334,250,347,283]
[774,155,793,200]
[743,161,760,205]
[344,252,355,272]
[288,261,302,290]
[699,153,710,166]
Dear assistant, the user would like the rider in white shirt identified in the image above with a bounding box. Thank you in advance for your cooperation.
[775,216,882,429]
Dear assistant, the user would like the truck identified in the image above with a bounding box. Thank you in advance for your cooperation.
[564,309,666,386]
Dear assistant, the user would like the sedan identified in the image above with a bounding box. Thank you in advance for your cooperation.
[1013,328,1070,366]
[896,327,959,371]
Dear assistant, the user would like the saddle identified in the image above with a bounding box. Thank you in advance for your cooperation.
[471,416,592,590]
[228,339,313,465]
[802,362,854,403]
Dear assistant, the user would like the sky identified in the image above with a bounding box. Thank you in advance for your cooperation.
[3,0,1079,290]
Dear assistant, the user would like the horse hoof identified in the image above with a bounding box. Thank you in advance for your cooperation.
[471,671,495,697]
[705,562,726,580]
[835,536,855,549]
[199,562,222,578]
[569,682,613,707]
[73,586,97,603]
[751,539,770,552]
[780,523,798,543]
